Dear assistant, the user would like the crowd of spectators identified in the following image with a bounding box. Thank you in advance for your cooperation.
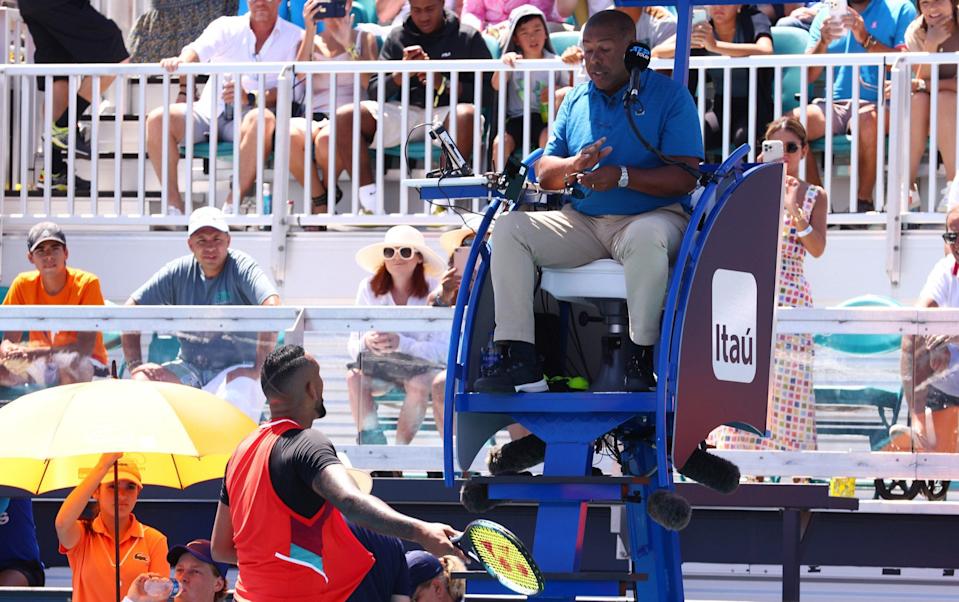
[18,0,959,212]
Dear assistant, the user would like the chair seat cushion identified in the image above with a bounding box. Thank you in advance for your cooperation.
[541,259,627,303]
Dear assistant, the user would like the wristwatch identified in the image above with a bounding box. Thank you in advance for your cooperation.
[617,166,629,188]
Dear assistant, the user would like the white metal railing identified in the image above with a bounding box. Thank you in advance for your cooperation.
[0,305,956,478]
[0,51,942,225]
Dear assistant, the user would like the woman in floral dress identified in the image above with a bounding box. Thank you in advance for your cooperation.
[712,116,828,451]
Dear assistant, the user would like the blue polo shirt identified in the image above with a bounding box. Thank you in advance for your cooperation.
[545,71,704,216]
[807,0,915,102]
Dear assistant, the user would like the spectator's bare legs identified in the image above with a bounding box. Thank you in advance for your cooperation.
[909,91,931,185]
[449,104,475,167]
[491,133,517,171]
[936,91,958,183]
[397,372,433,444]
[326,102,377,185]
[793,104,825,188]
[289,119,324,200]
[146,104,189,213]
[50,65,126,123]
[347,368,379,436]
[431,371,446,438]
[224,108,277,206]
[856,104,878,203]
[130,364,182,384]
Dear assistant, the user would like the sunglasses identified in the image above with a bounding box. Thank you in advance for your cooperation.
[784,142,802,154]
[460,235,476,247]
[943,232,959,244]
[383,246,415,260]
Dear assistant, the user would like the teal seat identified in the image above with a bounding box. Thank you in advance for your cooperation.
[179,142,235,159]
[813,295,904,450]
[483,33,500,59]
[549,31,580,58]
[771,26,811,113]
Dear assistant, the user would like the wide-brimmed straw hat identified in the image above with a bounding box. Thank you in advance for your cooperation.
[355,225,446,276]
[439,214,495,257]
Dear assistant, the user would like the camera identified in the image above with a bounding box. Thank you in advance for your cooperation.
[314,0,347,20]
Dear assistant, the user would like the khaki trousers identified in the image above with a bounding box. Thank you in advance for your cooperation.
[490,203,689,346]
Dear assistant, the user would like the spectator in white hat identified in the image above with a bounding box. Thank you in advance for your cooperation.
[121,207,280,422]
[347,225,449,445]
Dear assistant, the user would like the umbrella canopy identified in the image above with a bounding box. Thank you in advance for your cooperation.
[0,379,258,493]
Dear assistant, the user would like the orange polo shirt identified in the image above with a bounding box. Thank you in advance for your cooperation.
[3,267,108,364]
[59,514,169,602]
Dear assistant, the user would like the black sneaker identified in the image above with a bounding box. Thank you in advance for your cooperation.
[473,341,548,393]
[625,345,656,392]
[37,170,91,195]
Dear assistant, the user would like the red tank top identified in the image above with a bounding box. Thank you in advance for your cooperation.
[226,419,374,601]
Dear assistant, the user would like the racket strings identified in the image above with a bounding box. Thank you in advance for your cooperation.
[468,525,541,594]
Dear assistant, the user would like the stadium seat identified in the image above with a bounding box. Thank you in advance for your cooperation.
[483,33,500,60]
[770,26,810,113]
[549,31,580,58]
[813,294,904,450]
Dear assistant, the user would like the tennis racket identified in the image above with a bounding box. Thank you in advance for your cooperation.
[452,519,545,596]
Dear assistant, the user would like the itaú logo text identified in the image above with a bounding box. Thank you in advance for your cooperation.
[711,269,757,383]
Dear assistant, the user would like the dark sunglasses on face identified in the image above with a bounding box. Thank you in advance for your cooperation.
[784,142,802,154]
[460,235,476,247]
[383,246,415,260]
[943,232,959,244]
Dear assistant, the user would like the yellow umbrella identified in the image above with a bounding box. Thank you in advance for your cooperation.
[0,379,257,492]
[0,379,258,602]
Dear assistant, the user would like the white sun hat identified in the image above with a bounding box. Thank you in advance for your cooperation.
[355,225,446,276]
[438,214,495,257]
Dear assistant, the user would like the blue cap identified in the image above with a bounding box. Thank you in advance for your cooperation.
[406,550,443,591]
[168,539,230,579]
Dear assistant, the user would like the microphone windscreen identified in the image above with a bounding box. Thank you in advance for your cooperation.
[646,489,692,531]
[678,448,741,494]
[624,42,651,72]
[487,434,546,475]
[460,480,503,514]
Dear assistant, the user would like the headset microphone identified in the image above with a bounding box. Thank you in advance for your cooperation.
[624,42,651,107]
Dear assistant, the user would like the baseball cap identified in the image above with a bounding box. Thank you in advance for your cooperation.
[406,550,443,591]
[99,459,142,488]
[27,222,66,252]
[168,539,230,579]
[188,206,229,236]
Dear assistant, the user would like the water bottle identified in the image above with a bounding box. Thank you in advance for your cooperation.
[263,181,272,215]
[144,577,179,598]
[223,74,234,122]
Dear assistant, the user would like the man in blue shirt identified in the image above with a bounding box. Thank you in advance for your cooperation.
[0,498,44,586]
[475,10,703,394]
[799,0,915,205]
[121,207,280,420]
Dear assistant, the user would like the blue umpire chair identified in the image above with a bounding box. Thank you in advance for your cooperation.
[431,142,786,601]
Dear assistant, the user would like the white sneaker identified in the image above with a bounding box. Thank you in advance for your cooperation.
[166,205,183,216]
[908,185,921,211]
[939,179,958,212]
[221,202,234,215]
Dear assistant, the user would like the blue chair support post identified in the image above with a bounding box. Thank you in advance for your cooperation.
[437,144,784,601]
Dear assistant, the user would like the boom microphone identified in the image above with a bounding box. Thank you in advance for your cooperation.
[677,447,741,494]
[646,489,692,531]
[624,42,651,107]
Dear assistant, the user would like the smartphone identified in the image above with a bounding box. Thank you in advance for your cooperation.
[762,140,784,163]
[827,0,848,18]
[403,45,425,59]
[429,124,472,176]
[314,0,347,20]
[692,8,708,26]
[453,247,470,277]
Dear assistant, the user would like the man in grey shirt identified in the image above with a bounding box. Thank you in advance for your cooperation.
[121,207,280,420]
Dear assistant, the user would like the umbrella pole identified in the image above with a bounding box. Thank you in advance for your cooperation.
[114,461,121,602]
